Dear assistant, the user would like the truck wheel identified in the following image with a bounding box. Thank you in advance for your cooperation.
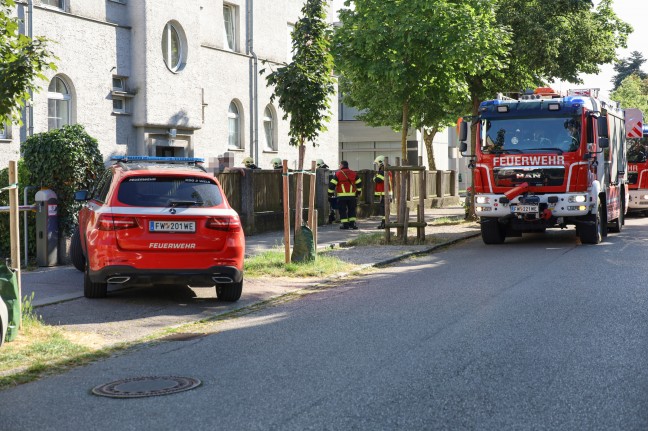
[579,200,603,244]
[84,262,107,298]
[609,199,624,233]
[216,280,243,302]
[480,218,505,244]
[70,226,86,272]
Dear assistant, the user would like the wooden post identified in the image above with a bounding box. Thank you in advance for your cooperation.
[403,207,409,244]
[395,157,401,238]
[282,160,291,264]
[308,160,316,231]
[399,159,407,241]
[313,209,318,259]
[8,161,21,326]
[418,156,426,241]
[384,157,391,244]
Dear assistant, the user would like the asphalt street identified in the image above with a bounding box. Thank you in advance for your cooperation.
[3,217,648,430]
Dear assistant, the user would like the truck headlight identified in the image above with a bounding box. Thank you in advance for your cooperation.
[568,195,587,203]
[475,196,490,204]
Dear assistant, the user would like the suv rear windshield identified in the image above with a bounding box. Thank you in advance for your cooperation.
[117,176,223,207]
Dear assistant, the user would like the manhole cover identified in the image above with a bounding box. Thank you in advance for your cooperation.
[92,376,201,398]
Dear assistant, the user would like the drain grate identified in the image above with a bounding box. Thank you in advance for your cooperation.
[92,376,201,398]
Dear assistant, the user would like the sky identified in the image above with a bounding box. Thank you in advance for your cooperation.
[328,0,644,98]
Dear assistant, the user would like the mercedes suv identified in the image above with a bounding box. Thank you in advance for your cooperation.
[71,156,245,301]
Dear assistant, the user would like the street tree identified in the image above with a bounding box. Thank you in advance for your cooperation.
[611,51,648,91]
[0,0,55,125]
[610,74,648,113]
[334,0,509,166]
[468,0,631,116]
[263,0,335,261]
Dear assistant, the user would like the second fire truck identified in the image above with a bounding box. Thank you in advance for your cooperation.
[459,88,629,245]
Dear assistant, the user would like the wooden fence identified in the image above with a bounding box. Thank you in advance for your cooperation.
[216,169,458,235]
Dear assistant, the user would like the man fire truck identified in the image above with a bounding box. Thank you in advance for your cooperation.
[459,87,629,244]
[626,109,648,215]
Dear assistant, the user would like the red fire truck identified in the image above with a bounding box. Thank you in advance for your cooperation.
[626,108,648,215]
[459,88,629,244]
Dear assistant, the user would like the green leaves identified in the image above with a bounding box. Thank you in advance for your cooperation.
[263,0,335,149]
[21,125,104,236]
[0,0,56,125]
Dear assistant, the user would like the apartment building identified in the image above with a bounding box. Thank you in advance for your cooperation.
[1,0,338,170]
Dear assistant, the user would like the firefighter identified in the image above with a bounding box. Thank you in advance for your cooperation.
[316,159,329,169]
[328,160,362,230]
[373,155,392,229]
[271,158,283,169]
[242,157,260,169]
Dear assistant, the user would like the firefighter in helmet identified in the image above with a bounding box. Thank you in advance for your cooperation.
[373,155,392,229]
[328,160,362,230]
[316,159,329,169]
[242,157,259,169]
[271,158,283,169]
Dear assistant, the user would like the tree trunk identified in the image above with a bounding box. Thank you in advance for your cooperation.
[423,127,438,171]
[467,89,482,220]
[401,100,410,164]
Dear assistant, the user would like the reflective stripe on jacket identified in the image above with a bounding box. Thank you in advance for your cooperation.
[328,168,362,197]
[373,169,392,196]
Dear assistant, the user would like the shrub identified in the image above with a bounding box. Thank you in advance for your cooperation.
[21,125,104,237]
[0,160,36,261]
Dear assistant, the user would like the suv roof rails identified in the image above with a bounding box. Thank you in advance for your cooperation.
[111,156,207,172]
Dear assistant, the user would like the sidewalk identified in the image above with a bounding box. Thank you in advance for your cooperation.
[23,206,479,307]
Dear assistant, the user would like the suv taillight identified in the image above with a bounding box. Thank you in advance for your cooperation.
[97,214,139,231]
[206,215,241,232]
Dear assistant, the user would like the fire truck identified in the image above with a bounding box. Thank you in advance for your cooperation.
[459,88,629,244]
[626,108,648,215]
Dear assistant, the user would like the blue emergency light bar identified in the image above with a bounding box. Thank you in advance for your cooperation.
[644,125,648,136]
[111,156,205,163]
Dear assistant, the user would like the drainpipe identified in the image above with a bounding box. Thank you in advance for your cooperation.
[247,0,259,164]
[27,0,34,138]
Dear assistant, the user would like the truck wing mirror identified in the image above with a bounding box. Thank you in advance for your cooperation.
[598,137,609,149]
[459,141,468,153]
[459,121,468,142]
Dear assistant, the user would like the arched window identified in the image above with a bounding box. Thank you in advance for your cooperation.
[263,106,276,151]
[48,76,71,130]
[162,22,185,72]
[228,102,241,149]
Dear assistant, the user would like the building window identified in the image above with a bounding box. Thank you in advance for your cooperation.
[112,77,125,90]
[42,0,65,9]
[0,123,10,140]
[228,102,241,149]
[48,76,71,130]
[263,106,276,151]
[112,98,126,114]
[287,24,294,62]
[162,22,186,72]
[223,4,237,51]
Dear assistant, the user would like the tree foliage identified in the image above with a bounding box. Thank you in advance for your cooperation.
[21,125,104,237]
[333,0,510,164]
[0,0,56,125]
[469,0,631,113]
[611,51,648,91]
[610,74,648,113]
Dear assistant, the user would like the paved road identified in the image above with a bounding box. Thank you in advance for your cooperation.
[3,218,648,429]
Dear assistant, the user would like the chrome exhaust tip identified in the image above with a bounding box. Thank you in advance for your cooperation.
[212,276,233,283]
[107,276,130,284]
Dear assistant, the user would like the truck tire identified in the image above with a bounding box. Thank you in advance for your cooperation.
[216,280,242,302]
[579,200,603,244]
[70,226,85,272]
[84,262,107,298]
[609,199,624,233]
[480,218,505,244]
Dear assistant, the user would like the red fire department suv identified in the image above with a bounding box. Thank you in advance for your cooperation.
[71,156,245,301]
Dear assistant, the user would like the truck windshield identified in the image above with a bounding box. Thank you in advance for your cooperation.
[481,116,582,154]
[628,139,648,163]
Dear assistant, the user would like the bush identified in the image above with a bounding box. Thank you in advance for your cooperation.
[21,125,104,237]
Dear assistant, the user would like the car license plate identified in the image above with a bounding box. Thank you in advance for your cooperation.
[149,221,195,232]
[513,205,538,214]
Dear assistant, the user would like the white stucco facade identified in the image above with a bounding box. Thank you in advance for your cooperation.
[2,0,339,171]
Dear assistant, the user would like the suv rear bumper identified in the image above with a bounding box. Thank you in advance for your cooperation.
[89,265,243,287]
